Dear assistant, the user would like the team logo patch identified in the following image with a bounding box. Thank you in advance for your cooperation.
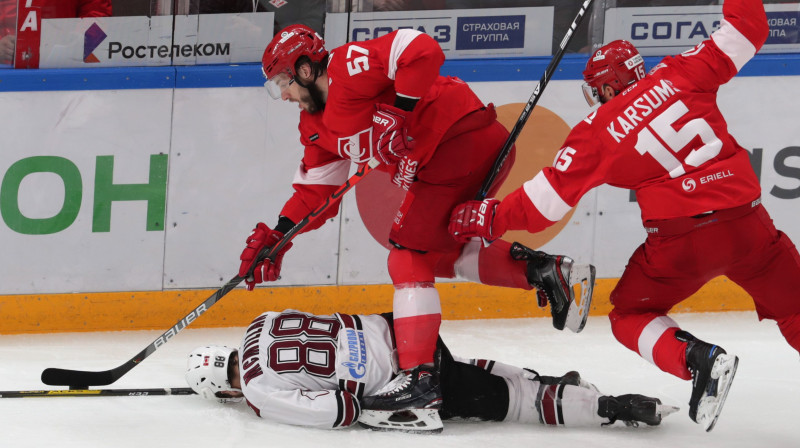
[338,128,373,163]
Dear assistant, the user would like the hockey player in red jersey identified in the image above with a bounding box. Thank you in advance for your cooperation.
[186,309,678,432]
[241,25,596,431]
[449,0,800,432]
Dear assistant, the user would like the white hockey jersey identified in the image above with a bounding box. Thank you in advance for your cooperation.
[237,310,396,428]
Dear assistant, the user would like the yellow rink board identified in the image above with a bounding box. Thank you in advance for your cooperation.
[0,277,755,334]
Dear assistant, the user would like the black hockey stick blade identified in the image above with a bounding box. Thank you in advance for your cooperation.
[475,0,595,200]
[41,158,381,388]
[41,274,245,388]
[0,387,195,398]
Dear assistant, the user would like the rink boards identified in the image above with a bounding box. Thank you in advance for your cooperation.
[0,58,798,333]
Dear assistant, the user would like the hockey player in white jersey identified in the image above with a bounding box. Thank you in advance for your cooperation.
[186,309,678,433]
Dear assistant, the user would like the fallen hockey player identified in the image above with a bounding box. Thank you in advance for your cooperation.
[186,309,678,433]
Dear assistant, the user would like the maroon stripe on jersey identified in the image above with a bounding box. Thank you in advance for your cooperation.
[339,379,356,396]
[334,391,344,427]
[338,379,366,400]
[337,313,364,331]
[245,399,262,418]
[338,313,355,329]
[539,385,559,425]
[334,390,358,427]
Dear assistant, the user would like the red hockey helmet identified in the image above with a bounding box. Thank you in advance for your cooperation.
[262,24,328,99]
[582,40,645,106]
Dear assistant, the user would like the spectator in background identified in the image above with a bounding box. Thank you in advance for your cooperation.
[191,0,325,35]
[0,0,111,66]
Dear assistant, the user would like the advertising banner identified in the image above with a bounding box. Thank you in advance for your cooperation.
[346,7,553,58]
[38,13,273,68]
[603,4,800,56]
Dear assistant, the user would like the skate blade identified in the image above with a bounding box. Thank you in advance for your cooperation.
[564,263,596,333]
[358,408,443,434]
[697,354,739,432]
[657,403,681,420]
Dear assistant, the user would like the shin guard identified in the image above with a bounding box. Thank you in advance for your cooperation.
[388,248,442,369]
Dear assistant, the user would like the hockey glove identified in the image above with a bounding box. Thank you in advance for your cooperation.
[448,198,507,243]
[238,222,293,290]
[372,103,415,165]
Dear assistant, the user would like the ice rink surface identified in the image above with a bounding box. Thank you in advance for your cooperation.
[1,311,798,448]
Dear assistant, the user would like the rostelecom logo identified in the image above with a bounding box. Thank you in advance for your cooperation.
[84,23,107,63]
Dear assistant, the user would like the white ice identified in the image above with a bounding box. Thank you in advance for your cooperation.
[1,311,798,448]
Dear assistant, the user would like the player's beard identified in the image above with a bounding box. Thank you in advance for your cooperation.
[305,82,326,113]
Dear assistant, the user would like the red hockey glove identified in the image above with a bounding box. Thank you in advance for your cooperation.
[238,222,293,290]
[448,198,506,243]
[372,104,415,165]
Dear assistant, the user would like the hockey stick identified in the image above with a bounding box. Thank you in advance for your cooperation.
[475,0,595,201]
[41,159,381,388]
[474,0,597,333]
[0,387,195,398]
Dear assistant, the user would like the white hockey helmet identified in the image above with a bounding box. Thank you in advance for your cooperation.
[185,345,242,403]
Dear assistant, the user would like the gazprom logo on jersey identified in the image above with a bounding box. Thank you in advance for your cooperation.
[341,328,367,379]
[83,23,107,63]
[455,15,525,50]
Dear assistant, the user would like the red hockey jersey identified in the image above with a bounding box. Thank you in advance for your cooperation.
[497,0,768,233]
[279,29,486,227]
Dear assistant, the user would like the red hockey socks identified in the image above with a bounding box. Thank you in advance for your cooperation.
[393,306,442,369]
[609,311,691,380]
[388,248,442,369]
[454,239,532,289]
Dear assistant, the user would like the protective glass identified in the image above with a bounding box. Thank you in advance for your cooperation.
[264,71,295,100]
[582,82,600,107]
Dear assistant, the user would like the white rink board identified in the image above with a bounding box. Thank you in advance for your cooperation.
[0,89,173,294]
[0,76,797,294]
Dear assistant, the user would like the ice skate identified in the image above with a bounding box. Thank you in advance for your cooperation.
[598,394,680,427]
[682,332,739,432]
[358,365,443,433]
[510,242,596,332]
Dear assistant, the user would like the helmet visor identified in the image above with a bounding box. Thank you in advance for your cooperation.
[582,82,600,107]
[264,71,294,100]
